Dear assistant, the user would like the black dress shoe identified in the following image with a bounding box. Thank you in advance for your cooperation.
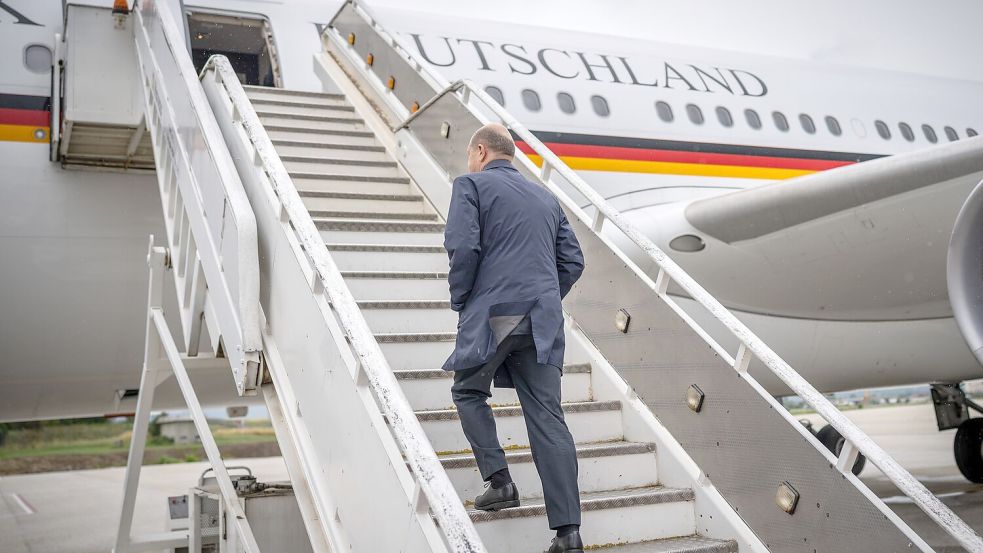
[547,531,584,553]
[473,481,519,511]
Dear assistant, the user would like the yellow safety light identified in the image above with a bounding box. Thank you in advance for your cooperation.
[366,53,374,66]
[411,101,419,113]
[112,0,129,14]
[386,76,396,90]
[347,33,356,45]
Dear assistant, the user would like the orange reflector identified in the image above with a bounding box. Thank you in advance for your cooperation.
[112,0,129,14]
[387,76,396,90]
[366,53,374,66]
[411,102,419,113]
[347,33,356,45]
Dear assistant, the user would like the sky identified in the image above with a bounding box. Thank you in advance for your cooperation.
[366,0,983,83]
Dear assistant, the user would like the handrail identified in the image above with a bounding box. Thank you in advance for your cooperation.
[325,2,983,549]
[199,55,487,553]
[132,0,261,393]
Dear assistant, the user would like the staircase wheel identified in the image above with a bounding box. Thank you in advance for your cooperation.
[815,424,867,476]
[955,418,983,483]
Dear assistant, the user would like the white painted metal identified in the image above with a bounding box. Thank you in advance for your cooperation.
[199,55,486,553]
[114,241,261,553]
[131,0,261,394]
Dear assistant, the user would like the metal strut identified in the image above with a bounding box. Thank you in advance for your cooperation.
[112,237,263,553]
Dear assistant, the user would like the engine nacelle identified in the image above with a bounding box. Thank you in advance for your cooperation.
[948,178,983,365]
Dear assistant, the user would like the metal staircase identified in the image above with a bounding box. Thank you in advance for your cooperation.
[237,83,739,552]
[103,0,983,552]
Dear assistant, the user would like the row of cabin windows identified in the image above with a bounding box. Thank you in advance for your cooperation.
[485,85,980,144]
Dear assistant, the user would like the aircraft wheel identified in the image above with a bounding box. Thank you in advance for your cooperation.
[954,418,983,483]
[816,424,867,476]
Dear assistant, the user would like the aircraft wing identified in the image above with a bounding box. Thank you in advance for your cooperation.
[628,136,983,322]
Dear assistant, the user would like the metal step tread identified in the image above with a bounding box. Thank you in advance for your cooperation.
[265,126,375,138]
[375,332,456,343]
[301,192,422,203]
[328,243,443,252]
[271,139,384,152]
[395,363,591,380]
[357,300,451,309]
[253,108,363,123]
[316,219,444,233]
[250,98,355,112]
[282,155,398,168]
[242,85,345,101]
[593,536,739,553]
[292,172,410,184]
[466,485,693,522]
[309,210,438,221]
[438,440,655,469]
[416,400,621,421]
[342,271,448,280]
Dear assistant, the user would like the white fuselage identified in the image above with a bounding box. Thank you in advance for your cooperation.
[1,0,981,421]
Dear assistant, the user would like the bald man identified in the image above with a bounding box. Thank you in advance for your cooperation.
[442,123,586,552]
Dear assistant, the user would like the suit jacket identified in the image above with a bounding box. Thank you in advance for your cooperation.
[441,159,585,387]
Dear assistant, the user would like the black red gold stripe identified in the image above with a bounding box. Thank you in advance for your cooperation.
[517,131,884,180]
[0,93,51,143]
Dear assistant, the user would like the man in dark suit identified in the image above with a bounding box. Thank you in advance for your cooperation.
[442,123,586,553]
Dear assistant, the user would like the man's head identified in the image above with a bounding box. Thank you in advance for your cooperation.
[466,123,515,172]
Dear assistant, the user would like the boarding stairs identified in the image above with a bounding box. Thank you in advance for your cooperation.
[97,1,983,553]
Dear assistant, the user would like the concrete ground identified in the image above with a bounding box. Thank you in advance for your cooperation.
[1,404,981,552]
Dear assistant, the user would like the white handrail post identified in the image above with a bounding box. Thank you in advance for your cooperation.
[113,238,169,553]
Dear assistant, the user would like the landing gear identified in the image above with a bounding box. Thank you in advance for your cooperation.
[816,424,867,476]
[931,383,983,483]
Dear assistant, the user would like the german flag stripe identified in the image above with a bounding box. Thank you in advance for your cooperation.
[0,94,51,144]
[516,130,884,180]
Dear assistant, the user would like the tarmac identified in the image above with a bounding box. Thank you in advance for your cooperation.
[1,403,981,552]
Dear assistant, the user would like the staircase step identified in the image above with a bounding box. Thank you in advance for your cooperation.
[292,171,410,184]
[594,536,739,553]
[469,486,695,552]
[250,98,356,117]
[344,275,450,302]
[329,246,447,272]
[419,400,623,452]
[283,157,405,179]
[301,194,428,215]
[360,305,457,334]
[292,177,412,196]
[316,220,445,248]
[259,114,365,133]
[243,85,346,104]
[377,335,455,369]
[266,128,378,146]
[271,140,389,162]
[395,363,592,410]
[443,440,655,500]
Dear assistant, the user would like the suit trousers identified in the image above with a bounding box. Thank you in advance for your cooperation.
[451,333,581,528]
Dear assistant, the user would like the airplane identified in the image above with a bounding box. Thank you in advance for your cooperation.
[2,0,982,477]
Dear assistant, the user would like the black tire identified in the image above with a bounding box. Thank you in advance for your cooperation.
[954,418,983,483]
[816,424,867,476]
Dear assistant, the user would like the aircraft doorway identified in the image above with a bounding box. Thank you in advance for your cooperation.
[185,10,281,87]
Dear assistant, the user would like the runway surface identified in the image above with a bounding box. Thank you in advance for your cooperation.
[1,403,980,552]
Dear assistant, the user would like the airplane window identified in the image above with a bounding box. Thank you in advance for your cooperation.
[945,126,959,141]
[686,104,704,125]
[745,109,762,130]
[968,128,979,137]
[875,120,891,140]
[591,95,610,117]
[521,89,542,112]
[557,92,576,114]
[715,107,733,127]
[484,86,505,107]
[772,111,789,132]
[24,44,52,74]
[825,116,842,136]
[899,122,915,142]
[655,101,674,123]
[922,124,938,144]
[799,114,816,134]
